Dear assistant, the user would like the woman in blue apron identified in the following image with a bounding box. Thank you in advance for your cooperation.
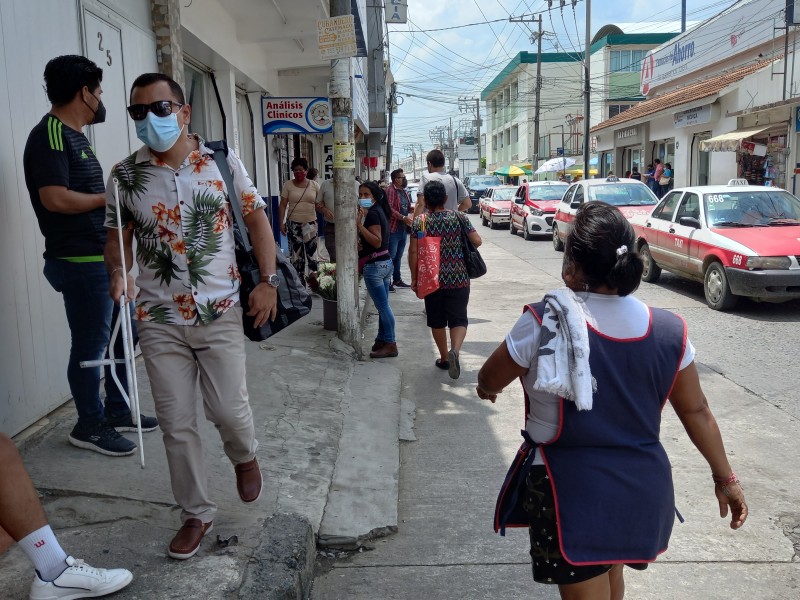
[477,202,748,599]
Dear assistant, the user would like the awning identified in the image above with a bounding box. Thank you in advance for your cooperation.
[699,126,771,152]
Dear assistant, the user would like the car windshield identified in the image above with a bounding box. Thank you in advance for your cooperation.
[587,183,658,206]
[704,190,800,226]
[492,188,517,200]
[529,185,568,200]
[470,176,502,187]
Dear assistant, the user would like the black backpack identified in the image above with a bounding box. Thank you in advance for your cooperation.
[207,141,311,341]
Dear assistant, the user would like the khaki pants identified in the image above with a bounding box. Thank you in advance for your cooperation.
[137,307,257,523]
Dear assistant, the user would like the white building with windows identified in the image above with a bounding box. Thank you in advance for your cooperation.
[0,0,384,436]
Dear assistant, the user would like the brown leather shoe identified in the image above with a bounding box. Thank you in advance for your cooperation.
[168,518,213,560]
[369,342,398,358]
[371,340,386,352]
[235,457,262,503]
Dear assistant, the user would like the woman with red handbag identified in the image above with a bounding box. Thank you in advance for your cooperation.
[408,180,482,379]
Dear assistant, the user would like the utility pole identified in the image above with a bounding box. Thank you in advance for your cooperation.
[475,98,482,174]
[449,117,455,174]
[330,0,360,354]
[510,12,548,173]
[583,0,591,179]
[385,82,397,176]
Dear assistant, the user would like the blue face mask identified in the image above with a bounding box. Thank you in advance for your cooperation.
[135,112,184,152]
[359,198,374,209]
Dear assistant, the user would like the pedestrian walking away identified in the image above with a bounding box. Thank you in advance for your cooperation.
[22,54,158,458]
[104,72,279,561]
[279,157,321,286]
[358,180,398,359]
[387,168,413,291]
[0,433,133,599]
[477,202,747,600]
[409,180,482,380]
[413,149,471,217]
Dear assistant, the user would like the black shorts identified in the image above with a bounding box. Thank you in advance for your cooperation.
[423,286,470,329]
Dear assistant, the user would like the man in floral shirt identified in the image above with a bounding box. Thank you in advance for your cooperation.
[104,73,278,560]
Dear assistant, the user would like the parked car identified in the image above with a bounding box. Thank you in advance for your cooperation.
[552,176,659,251]
[465,175,502,213]
[510,181,570,240]
[479,186,517,228]
[630,180,800,310]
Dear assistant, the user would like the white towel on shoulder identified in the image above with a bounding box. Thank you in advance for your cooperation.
[532,287,597,411]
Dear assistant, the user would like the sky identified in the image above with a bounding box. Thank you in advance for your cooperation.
[387,0,741,159]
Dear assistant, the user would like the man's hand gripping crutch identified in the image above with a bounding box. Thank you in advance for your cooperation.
[80,177,145,468]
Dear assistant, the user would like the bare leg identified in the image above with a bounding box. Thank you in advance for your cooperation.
[559,569,612,600]
[449,325,468,354]
[0,434,47,541]
[609,564,625,600]
[431,327,449,362]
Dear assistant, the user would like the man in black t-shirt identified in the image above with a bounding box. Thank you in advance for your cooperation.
[23,55,157,457]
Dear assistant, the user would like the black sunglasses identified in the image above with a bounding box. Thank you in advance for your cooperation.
[126,100,184,121]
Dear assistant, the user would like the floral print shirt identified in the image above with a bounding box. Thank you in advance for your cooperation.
[105,138,265,325]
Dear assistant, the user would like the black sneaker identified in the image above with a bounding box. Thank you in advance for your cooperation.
[393,280,411,288]
[69,423,136,457]
[389,284,396,293]
[105,413,159,433]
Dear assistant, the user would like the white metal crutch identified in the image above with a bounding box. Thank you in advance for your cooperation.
[80,177,145,468]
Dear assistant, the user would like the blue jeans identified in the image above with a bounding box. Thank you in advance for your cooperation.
[388,229,408,283]
[44,259,137,427]
[362,259,396,344]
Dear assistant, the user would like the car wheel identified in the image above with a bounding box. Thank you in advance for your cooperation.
[523,218,534,241]
[704,262,738,310]
[481,213,488,227]
[552,224,564,251]
[489,215,497,229]
[509,220,517,235]
[639,244,662,283]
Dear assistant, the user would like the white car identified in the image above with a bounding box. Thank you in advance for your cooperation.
[510,181,570,240]
[631,180,800,310]
[552,177,659,251]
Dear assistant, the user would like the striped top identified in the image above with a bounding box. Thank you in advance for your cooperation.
[23,114,106,259]
[411,209,474,289]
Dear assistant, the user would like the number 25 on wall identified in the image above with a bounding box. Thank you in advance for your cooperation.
[97,32,112,66]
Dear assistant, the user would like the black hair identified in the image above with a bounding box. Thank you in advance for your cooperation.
[390,168,404,180]
[130,72,185,104]
[360,181,391,221]
[426,149,445,168]
[44,55,103,105]
[654,158,662,164]
[423,180,447,209]
[291,157,309,171]
[665,163,672,169]
[307,167,319,180]
[564,202,643,296]
[631,165,639,172]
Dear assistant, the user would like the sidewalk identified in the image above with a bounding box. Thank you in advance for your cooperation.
[0,293,402,600]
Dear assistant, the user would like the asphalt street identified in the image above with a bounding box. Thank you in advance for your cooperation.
[312,213,800,600]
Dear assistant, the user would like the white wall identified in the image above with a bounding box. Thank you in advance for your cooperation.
[0,0,156,435]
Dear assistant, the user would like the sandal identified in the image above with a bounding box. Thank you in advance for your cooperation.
[435,359,449,370]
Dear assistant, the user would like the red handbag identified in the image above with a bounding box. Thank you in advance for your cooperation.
[415,215,441,299]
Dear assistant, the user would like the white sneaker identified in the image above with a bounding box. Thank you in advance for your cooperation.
[29,556,133,600]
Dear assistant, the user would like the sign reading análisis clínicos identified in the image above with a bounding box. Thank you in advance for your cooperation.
[261,97,332,135]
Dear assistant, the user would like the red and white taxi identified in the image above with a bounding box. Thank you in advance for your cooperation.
[631,181,800,310]
[552,177,659,251]
[479,185,517,229]
[510,181,569,240]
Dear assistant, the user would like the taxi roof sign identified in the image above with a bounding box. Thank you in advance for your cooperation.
[727,178,750,186]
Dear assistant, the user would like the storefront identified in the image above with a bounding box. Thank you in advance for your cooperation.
[614,125,647,176]
[700,124,790,189]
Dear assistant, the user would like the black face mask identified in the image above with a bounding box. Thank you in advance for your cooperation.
[84,93,106,125]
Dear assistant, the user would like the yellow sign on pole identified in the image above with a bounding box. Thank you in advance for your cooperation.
[333,142,355,169]
[317,15,357,60]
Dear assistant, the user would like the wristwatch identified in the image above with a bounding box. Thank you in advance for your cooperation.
[260,273,280,288]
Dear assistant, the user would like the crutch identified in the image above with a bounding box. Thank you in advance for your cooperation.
[79,177,145,468]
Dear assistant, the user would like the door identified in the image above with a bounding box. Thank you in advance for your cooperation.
[695,133,711,186]
[83,10,130,177]
[671,192,703,276]
[644,190,683,268]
